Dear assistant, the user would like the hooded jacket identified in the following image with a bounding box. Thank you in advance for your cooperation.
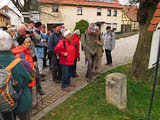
[71,34,80,59]
[54,38,75,65]
[12,46,36,87]
[103,32,115,50]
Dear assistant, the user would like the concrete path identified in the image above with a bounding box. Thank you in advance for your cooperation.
[32,34,139,120]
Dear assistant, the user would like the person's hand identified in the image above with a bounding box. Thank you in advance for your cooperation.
[42,39,46,43]
[26,34,30,37]
[13,80,18,86]
[64,52,68,57]
[33,62,37,67]
[95,40,98,43]
[77,58,80,61]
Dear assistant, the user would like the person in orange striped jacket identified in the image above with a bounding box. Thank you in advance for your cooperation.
[12,37,36,93]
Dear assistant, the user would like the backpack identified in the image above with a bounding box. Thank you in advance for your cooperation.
[0,58,21,112]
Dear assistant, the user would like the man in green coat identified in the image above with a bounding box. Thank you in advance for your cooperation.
[0,31,32,120]
[81,24,98,82]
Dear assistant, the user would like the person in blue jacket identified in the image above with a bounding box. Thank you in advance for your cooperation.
[47,24,63,83]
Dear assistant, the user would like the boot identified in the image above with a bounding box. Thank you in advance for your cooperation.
[37,89,45,95]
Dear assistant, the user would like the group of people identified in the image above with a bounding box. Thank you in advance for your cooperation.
[0,21,115,120]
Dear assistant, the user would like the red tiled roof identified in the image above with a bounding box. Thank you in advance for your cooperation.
[148,2,160,31]
[123,5,138,22]
[2,5,10,10]
[0,10,10,18]
[39,0,123,8]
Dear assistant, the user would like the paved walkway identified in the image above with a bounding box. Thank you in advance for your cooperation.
[32,34,139,119]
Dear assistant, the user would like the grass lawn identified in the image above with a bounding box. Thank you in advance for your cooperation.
[41,65,160,120]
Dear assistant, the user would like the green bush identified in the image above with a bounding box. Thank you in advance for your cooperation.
[74,19,89,36]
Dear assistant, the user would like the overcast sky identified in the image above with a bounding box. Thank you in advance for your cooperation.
[0,0,129,16]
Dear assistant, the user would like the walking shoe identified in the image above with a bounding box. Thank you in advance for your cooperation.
[62,87,74,91]
[43,65,49,68]
[53,79,61,83]
[108,63,112,66]
[41,78,46,82]
[41,74,46,78]
[37,89,45,95]
[71,74,79,77]
[68,83,76,87]
[87,78,92,82]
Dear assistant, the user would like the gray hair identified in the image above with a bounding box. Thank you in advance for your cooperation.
[0,30,13,51]
[74,29,80,35]
[8,28,16,33]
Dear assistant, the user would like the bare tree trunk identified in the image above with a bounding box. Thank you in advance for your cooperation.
[132,1,158,79]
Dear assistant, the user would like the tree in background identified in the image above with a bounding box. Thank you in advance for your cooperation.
[74,19,89,36]
[10,0,39,22]
[130,0,159,79]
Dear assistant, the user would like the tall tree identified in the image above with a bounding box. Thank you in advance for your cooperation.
[10,0,39,22]
[10,0,31,12]
[131,0,159,78]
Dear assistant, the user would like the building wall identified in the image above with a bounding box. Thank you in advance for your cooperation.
[0,15,9,26]
[40,4,122,33]
[3,10,22,26]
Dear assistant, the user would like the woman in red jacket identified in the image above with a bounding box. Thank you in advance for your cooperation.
[71,30,80,77]
[54,30,76,91]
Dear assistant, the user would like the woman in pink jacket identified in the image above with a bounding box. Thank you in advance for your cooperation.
[54,30,76,91]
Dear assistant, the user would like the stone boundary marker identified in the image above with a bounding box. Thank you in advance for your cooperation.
[106,73,127,109]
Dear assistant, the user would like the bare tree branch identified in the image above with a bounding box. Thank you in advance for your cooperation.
[10,0,23,11]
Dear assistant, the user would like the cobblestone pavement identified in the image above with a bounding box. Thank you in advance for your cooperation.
[32,34,139,118]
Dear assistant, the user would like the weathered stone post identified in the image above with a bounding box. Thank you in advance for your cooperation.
[106,73,127,109]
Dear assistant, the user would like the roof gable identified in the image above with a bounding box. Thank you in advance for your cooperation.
[0,10,10,18]
[1,5,21,17]
[123,5,138,22]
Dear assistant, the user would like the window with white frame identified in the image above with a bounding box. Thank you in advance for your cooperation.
[97,8,101,16]
[5,9,8,13]
[106,23,111,27]
[107,9,111,16]
[52,4,58,12]
[77,7,82,15]
[113,9,117,16]
[112,23,117,30]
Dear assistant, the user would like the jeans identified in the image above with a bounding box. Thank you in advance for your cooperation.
[43,47,48,67]
[71,60,77,76]
[35,66,42,90]
[86,55,95,79]
[60,64,72,88]
[105,49,112,64]
[52,54,61,80]
[48,51,53,69]
[37,58,43,75]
